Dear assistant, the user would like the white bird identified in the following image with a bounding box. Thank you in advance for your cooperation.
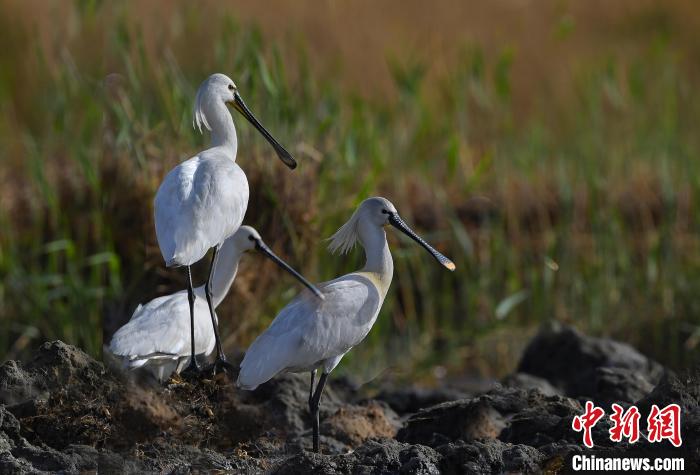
[237,197,455,452]
[108,226,322,382]
[154,73,297,375]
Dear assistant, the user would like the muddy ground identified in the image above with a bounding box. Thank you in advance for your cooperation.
[1,323,698,474]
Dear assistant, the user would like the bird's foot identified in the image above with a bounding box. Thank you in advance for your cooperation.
[165,373,185,386]
[180,360,202,380]
[208,357,236,378]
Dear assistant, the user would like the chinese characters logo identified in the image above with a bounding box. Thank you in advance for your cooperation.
[572,402,681,448]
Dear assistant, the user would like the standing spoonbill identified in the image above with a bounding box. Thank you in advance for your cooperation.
[237,197,455,453]
[108,226,322,381]
[155,73,296,375]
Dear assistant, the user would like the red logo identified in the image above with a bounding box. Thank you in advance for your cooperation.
[609,403,641,443]
[572,402,682,448]
[572,401,606,448]
[647,404,682,447]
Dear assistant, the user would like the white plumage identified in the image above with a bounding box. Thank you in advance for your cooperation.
[108,226,321,381]
[237,197,455,453]
[151,73,297,373]
[155,154,248,267]
[237,274,383,389]
[154,73,248,269]
[108,288,215,381]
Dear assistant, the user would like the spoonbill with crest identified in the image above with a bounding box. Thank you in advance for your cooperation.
[154,73,297,375]
[108,226,322,381]
[237,197,455,452]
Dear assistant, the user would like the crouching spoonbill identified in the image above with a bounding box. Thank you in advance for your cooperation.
[237,197,455,452]
[108,226,322,381]
[154,73,298,376]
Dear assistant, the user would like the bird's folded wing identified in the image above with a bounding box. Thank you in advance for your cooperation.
[238,275,381,389]
[154,155,248,266]
[109,292,197,361]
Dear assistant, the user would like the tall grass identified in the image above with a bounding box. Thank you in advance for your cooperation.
[1,1,699,381]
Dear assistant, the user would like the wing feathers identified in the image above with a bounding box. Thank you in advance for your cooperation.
[237,274,384,389]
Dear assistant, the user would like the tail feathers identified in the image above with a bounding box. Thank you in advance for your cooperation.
[237,333,300,390]
[112,351,180,370]
[104,346,182,382]
[164,249,205,268]
[165,258,181,268]
[125,354,181,382]
[163,248,185,267]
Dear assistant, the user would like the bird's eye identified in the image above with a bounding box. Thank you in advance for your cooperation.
[228,84,235,91]
[381,209,389,214]
[248,235,255,241]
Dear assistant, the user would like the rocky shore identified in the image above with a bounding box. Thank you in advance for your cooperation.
[1,324,697,474]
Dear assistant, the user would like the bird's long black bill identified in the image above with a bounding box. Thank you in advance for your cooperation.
[388,213,456,271]
[255,240,325,299]
[233,92,297,169]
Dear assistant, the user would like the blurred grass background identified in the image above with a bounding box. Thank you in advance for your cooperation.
[1,0,699,384]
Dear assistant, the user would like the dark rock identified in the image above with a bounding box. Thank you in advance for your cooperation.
[10,438,77,473]
[0,406,21,443]
[501,373,561,397]
[285,400,401,454]
[477,386,581,424]
[437,438,543,474]
[5,400,38,421]
[286,432,353,456]
[327,375,361,403]
[537,440,583,459]
[1,341,111,413]
[635,368,700,413]
[489,388,583,448]
[591,366,656,406]
[27,341,105,381]
[247,372,343,437]
[397,443,443,474]
[273,438,441,474]
[0,406,103,474]
[501,407,578,448]
[241,372,403,453]
[634,368,700,460]
[0,360,38,406]
[0,336,693,474]
[137,441,254,473]
[398,385,586,452]
[518,323,664,400]
[0,452,34,475]
[375,386,467,415]
[64,445,100,472]
[398,399,504,447]
[97,450,152,474]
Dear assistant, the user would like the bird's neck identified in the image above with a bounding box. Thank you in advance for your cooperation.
[360,225,393,293]
[210,240,245,307]
[208,100,238,157]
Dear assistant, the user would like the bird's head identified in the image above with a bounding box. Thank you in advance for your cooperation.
[194,73,297,169]
[359,197,398,227]
[204,72,238,105]
[233,226,324,299]
[234,225,263,252]
[329,197,455,271]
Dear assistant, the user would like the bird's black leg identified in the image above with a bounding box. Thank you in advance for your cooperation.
[182,265,200,374]
[205,246,235,376]
[309,369,317,407]
[309,372,328,453]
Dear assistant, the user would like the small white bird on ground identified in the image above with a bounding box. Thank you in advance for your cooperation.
[154,73,297,376]
[108,226,322,382]
[237,197,455,452]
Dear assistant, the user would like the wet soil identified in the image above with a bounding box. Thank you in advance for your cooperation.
[1,323,698,474]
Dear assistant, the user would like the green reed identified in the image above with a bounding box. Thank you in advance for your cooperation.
[0,3,698,382]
